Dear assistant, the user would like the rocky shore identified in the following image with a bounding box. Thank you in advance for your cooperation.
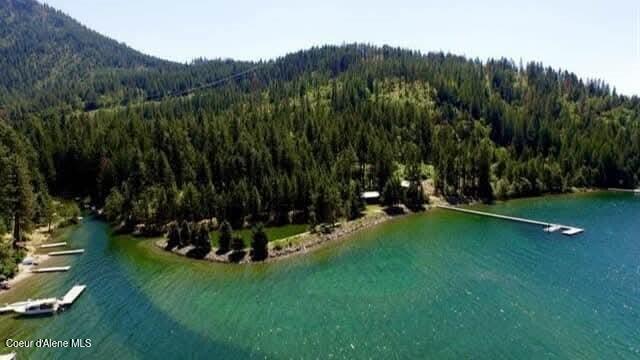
[155,206,416,264]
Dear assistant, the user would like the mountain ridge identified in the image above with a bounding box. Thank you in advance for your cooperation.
[2,0,637,118]
[0,0,172,101]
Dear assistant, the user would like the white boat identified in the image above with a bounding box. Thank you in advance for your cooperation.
[543,224,563,233]
[0,352,17,360]
[12,298,60,316]
[21,257,38,266]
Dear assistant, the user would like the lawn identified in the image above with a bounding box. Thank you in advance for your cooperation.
[209,224,308,247]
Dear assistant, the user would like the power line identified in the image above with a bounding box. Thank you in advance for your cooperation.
[144,64,265,102]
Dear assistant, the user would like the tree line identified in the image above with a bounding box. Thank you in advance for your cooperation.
[1,44,639,267]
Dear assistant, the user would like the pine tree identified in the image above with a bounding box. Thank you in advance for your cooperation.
[197,224,211,253]
[179,221,191,247]
[36,191,54,232]
[8,155,35,246]
[406,181,425,211]
[218,220,232,252]
[382,176,403,207]
[345,180,364,220]
[104,188,125,222]
[166,223,181,250]
[251,223,269,261]
[312,179,341,224]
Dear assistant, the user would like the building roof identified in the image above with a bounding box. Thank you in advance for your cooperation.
[361,191,381,199]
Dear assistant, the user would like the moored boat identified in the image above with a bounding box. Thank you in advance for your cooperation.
[0,352,17,360]
[12,298,60,316]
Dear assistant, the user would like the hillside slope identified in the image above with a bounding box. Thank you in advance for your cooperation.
[0,0,266,115]
[0,0,174,109]
[0,1,639,241]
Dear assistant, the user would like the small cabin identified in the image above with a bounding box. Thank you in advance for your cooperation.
[361,191,381,204]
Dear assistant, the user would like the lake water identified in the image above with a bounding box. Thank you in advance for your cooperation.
[1,192,640,359]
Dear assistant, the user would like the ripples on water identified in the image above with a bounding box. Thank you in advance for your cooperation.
[1,192,640,359]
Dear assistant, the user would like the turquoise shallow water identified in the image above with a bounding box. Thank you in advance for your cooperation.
[1,192,640,359]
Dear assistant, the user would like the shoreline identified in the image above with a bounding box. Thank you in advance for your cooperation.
[155,205,416,264]
[152,187,611,265]
[0,220,70,294]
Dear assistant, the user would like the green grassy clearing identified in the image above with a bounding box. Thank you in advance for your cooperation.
[209,224,308,247]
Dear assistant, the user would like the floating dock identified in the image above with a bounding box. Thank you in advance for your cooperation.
[436,205,584,236]
[48,249,84,256]
[31,266,71,273]
[40,242,67,249]
[59,284,86,306]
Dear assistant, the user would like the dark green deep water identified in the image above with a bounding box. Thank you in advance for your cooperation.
[1,192,640,359]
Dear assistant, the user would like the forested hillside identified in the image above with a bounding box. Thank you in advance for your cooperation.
[1,1,640,263]
[0,0,263,116]
[10,44,640,233]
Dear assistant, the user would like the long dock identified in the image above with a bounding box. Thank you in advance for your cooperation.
[31,266,71,273]
[436,205,584,236]
[40,242,67,249]
[48,249,84,256]
[608,188,640,194]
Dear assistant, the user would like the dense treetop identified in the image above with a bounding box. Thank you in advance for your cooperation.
[0,0,639,254]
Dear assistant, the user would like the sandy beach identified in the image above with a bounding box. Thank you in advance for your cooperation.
[0,221,66,294]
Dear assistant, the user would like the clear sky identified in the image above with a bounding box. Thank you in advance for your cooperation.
[42,0,640,95]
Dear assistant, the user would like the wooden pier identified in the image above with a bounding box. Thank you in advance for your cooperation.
[40,242,67,249]
[31,266,71,273]
[48,249,85,256]
[436,205,584,236]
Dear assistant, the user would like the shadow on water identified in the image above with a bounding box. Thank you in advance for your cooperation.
[84,253,256,359]
[13,218,259,360]
[7,192,640,359]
